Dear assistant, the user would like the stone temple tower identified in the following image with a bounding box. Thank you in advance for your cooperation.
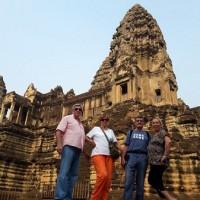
[90,4,178,106]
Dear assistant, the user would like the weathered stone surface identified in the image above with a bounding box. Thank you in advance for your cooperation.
[0,3,200,199]
[0,75,6,108]
[90,4,178,106]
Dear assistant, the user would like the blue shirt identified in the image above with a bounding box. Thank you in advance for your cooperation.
[125,130,149,153]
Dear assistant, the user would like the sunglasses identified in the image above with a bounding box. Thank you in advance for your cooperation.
[136,119,144,122]
[101,118,109,121]
[74,108,82,111]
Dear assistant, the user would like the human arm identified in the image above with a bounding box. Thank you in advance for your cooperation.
[55,116,69,154]
[121,145,128,167]
[121,130,131,167]
[111,130,123,152]
[82,148,91,162]
[55,130,63,155]
[85,135,96,148]
[161,136,171,164]
[115,142,123,152]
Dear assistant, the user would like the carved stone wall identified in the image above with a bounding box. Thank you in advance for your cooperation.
[1,101,199,197]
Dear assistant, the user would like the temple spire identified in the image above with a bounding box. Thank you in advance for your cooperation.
[90,4,178,106]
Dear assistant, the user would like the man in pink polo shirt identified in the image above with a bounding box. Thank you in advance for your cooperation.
[54,103,89,200]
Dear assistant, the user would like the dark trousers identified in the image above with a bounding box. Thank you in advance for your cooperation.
[148,165,167,198]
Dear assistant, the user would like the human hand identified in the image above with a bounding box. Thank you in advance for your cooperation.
[83,152,91,162]
[56,145,63,155]
[161,155,168,164]
[86,137,96,148]
[90,141,96,148]
[121,157,126,168]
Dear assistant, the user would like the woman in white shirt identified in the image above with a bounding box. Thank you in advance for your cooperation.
[86,114,122,200]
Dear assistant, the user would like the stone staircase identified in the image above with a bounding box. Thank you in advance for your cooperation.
[0,102,200,198]
[101,102,200,195]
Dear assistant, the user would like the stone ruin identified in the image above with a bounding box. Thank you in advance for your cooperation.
[0,4,199,199]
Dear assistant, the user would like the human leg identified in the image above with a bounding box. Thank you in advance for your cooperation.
[148,165,156,188]
[148,165,165,198]
[65,147,81,200]
[148,165,176,200]
[124,154,137,200]
[91,155,109,200]
[160,190,176,200]
[135,154,148,200]
[54,146,81,200]
[156,166,176,200]
[101,156,114,200]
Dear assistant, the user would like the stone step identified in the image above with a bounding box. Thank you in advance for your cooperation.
[108,191,200,200]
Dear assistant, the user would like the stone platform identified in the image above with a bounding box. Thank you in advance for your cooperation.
[108,191,200,200]
[145,193,200,200]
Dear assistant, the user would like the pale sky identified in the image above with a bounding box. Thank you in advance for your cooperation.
[0,0,200,108]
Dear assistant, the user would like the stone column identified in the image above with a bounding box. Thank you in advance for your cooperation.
[116,85,121,103]
[92,97,96,116]
[0,104,6,122]
[16,106,22,124]
[111,85,116,105]
[8,102,15,121]
[131,76,137,100]
[88,98,92,117]
[84,99,90,119]
[82,101,85,120]
[128,78,133,100]
[25,108,30,126]
[92,98,95,115]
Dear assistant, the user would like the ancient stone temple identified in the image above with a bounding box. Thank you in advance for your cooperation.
[0,4,199,200]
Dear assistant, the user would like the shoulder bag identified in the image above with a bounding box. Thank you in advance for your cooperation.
[100,127,120,160]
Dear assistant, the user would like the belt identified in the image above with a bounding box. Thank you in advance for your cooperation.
[127,150,147,154]
[65,145,81,152]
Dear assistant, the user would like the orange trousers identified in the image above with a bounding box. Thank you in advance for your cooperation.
[91,155,114,200]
